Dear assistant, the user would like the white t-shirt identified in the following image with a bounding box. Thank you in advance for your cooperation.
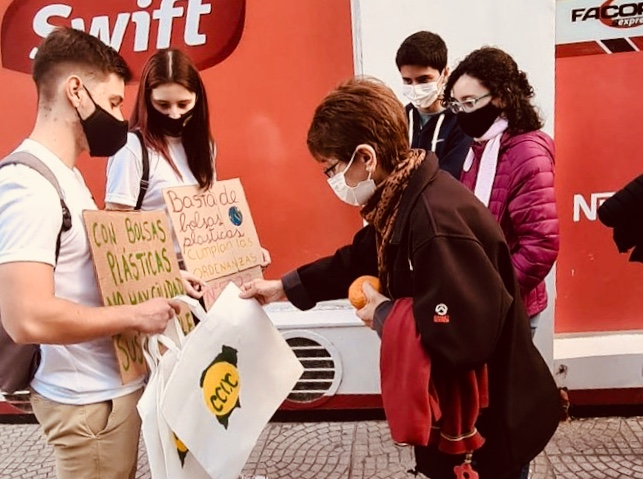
[0,139,143,404]
[106,133,216,254]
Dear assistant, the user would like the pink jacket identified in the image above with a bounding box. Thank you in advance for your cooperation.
[460,130,559,317]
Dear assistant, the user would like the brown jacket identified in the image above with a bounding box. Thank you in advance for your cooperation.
[283,153,560,478]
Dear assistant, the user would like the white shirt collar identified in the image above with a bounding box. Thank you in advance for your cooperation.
[14,139,79,181]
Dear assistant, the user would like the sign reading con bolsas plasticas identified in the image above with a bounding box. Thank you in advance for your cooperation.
[1,0,246,79]
[163,178,264,309]
[84,209,195,384]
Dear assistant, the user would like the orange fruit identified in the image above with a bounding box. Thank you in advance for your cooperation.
[348,275,381,309]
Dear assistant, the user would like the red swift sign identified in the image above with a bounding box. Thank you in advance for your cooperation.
[1,0,245,79]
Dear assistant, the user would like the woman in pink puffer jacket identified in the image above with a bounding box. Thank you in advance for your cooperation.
[443,47,559,336]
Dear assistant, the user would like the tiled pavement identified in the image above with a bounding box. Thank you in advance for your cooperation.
[2,417,643,478]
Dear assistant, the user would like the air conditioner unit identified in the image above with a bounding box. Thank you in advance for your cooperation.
[264,300,382,411]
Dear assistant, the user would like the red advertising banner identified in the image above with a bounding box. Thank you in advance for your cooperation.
[556,0,643,333]
[0,0,361,279]
[1,0,245,79]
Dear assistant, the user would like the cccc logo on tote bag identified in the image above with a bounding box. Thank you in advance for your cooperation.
[200,344,241,428]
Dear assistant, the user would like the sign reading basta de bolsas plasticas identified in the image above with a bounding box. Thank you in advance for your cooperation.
[163,178,264,309]
[84,210,195,384]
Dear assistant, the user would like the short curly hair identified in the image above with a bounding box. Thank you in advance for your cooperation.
[444,47,543,135]
[307,77,409,173]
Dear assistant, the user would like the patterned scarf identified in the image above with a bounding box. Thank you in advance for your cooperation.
[361,149,426,294]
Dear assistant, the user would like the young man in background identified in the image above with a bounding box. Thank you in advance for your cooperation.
[396,31,471,178]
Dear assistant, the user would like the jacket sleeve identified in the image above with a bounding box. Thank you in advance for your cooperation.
[438,123,472,179]
[411,236,512,370]
[597,174,643,256]
[282,225,378,310]
[597,174,643,228]
[507,144,559,295]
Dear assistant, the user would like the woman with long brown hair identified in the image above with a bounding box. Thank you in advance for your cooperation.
[105,48,218,295]
[106,48,215,215]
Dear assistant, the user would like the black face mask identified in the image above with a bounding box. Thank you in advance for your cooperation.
[457,102,502,139]
[149,106,194,137]
[77,87,129,157]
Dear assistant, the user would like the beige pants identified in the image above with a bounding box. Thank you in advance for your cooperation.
[31,388,143,479]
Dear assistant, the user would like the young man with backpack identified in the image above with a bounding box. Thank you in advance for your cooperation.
[0,28,181,479]
[396,31,471,178]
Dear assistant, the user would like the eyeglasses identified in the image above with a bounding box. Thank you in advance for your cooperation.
[323,161,341,178]
[446,93,492,114]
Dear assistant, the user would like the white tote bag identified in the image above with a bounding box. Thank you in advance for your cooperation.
[138,321,210,479]
[161,283,304,479]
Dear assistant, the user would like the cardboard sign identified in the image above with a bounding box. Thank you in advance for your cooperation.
[84,210,195,384]
[163,179,264,284]
[201,266,264,311]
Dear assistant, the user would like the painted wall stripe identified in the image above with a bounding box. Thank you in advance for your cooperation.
[602,37,636,52]
[630,35,643,49]
[556,41,607,57]
[557,35,643,57]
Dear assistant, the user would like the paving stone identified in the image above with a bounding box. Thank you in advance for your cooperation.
[548,453,643,478]
[546,418,643,456]
[244,422,354,479]
[3,418,643,478]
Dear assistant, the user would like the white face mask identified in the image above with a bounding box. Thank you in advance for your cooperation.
[327,146,377,206]
[402,75,443,110]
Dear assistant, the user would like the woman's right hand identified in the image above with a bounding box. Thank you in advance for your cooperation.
[180,270,206,299]
[239,279,286,305]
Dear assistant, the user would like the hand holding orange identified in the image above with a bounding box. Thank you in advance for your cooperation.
[348,275,381,309]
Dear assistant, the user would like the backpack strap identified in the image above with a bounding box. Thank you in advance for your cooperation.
[133,130,150,211]
[0,152,72,262]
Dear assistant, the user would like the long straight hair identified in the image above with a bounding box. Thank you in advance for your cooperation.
[131,48,215,189]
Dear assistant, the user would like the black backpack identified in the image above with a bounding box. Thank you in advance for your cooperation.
[0,152,72,400]
[133,130,150,210]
